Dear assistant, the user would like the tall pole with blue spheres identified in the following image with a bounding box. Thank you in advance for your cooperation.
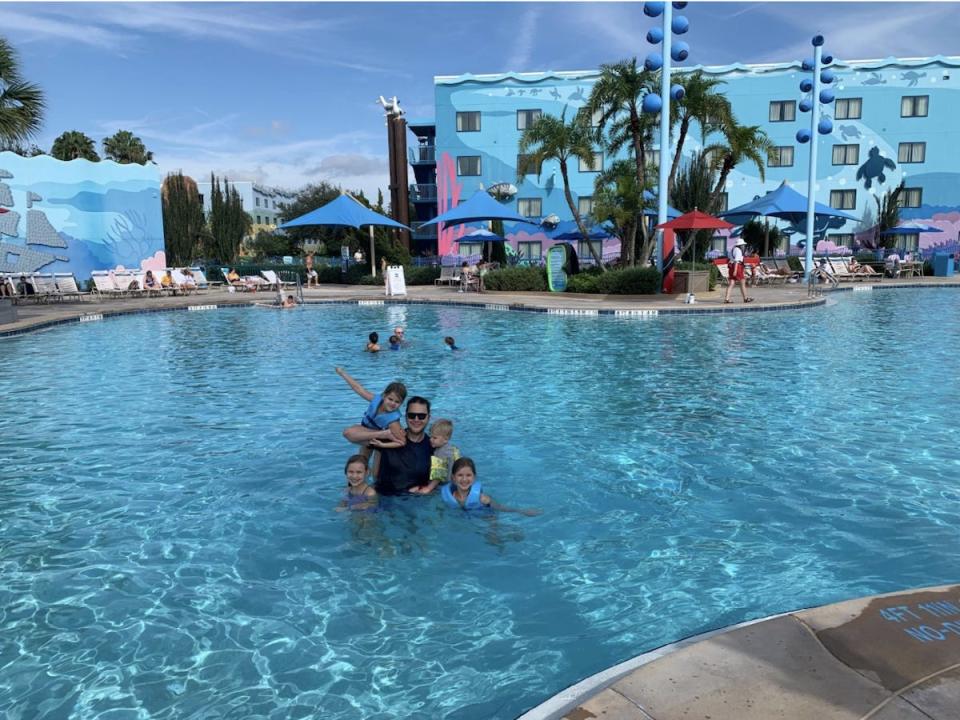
[796,35,835,282]
[642,2,689,290]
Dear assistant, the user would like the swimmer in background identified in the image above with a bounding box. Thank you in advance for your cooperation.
[441,457,541,515]
[281,295,297,308]
[334,367,407,450]
[444,336,460,351]
[388,335,402,351]
[365,332,381,353]
[393,326,407,345]
[336,454,379,512]
[410,418,460,495]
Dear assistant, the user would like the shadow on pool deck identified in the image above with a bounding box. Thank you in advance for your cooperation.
[521,583,960,720]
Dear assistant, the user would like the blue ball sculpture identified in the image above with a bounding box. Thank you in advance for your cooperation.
[645,52,663,71]
[671,41,690,62]
[647,27,664,44]
[812,34,825,47]
[819,88,835,104]
[670,84,685,101]
[796,128,811,144]
[643,2,665,17]
[800,79,813,93]
[820,69,835,84]
[642,93,663,114]
[802,58,814,71]
[672,1,687,7]
[823,55,833,65]
[672,15,689,34]
[799,99,813,113]
[818,117,833,135]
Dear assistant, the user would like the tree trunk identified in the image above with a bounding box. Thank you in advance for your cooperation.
[560,160,604,269]
[668,117,690,193]
[631,107,650,267]
[711,157,734,210]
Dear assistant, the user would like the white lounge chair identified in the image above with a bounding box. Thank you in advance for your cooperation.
[54,273,89,302]
[91,272,124,299]
[31,274,62,302]
[171,269,197,295]
[434,265,460,287]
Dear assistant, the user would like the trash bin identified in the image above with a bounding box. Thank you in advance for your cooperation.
[932,253,955,277]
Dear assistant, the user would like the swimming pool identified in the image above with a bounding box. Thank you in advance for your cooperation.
[2,290,959,719]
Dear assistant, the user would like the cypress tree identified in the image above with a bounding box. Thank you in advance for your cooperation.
[161,172,204,265]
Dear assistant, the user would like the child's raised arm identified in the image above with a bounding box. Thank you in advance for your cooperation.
[484,494,542,516]
[335,367,374,401]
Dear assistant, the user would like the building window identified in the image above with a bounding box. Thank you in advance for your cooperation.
[517,109,542,130]
[890,233,920,252]
[456,111,481,132]
[646,149,660,168]
[830,189,856,210]
[835,98,862,120]
[578,196,594,217]
[517,154,542,175]
[897,142,926,163]
[832,144,860,165]
[256,215,261,224]
[458,242,483,257]
[768,146,794,167]
[578,240,603,262]
[517,241,542,260]
[255,197,260,207]
[457,156,481,176]
[578,152,602,172]
[830,233,855,248]
[769,100,796,122]
[899,187,923,208]
[517,198,542,217]
[901,95,929,117]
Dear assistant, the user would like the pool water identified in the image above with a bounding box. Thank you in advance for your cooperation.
[2,291,960,719]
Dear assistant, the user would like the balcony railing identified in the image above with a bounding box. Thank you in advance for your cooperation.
[408,146,436,164]
[411,222,438,240]
[410,183,437,202]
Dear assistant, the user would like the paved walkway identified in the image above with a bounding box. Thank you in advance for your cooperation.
[5,275,958,335]
[523,584,960,720]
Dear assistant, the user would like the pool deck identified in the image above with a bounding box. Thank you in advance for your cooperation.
[3,274,959,336]
[522,583,960,720]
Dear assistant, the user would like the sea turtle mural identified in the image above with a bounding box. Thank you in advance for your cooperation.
[856,147,896,189]
[901,70,926,87]
[837,124,862,140]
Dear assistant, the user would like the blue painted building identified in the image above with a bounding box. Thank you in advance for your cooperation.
[414,55,960,261]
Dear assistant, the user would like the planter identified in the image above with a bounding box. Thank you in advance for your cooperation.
[672,270,710,294]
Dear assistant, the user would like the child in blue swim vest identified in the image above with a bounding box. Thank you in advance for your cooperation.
[336,454,379,512]
[335,367,407,452]
[441,457,541,515]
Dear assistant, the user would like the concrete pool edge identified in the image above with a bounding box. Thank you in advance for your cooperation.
[519,582,960,720]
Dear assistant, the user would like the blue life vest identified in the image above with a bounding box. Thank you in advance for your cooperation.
[361,393,401,431]
[441,482,485,510]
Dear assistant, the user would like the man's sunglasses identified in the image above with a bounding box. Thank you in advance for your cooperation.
[406,412,428,420]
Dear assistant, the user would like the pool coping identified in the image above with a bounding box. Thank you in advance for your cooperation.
[519,582,960,720]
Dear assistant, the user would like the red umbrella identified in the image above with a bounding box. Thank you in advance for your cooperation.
[655,209,734,231]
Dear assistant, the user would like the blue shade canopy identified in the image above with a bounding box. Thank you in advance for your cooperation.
[455,228,508,243]
[641,190,682,219]
[279,194,410,230]
[720,181,859,224]
[880,222,944,235]
[420,190,539,228]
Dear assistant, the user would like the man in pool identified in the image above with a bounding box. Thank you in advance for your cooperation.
[370,396,433,496]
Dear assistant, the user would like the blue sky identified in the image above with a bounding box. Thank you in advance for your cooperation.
[3,2,958,199]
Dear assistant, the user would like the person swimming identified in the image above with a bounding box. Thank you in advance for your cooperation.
[440,457,540,515]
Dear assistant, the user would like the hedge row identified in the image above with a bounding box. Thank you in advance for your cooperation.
[566,266,661,294]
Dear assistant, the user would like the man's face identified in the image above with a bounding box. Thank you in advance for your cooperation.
[405,402,429,434]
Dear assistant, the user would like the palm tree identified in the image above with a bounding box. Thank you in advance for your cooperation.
[51,130,100,162]
[0,37,46,146]
[517,110,605,267]
[593,159,656,267]
[103,130,154,164]
[668,70,731,192]
[704,121,772,210]
[875,180,905,250]
[586,58,658,265]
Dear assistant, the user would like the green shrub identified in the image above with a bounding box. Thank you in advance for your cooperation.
[483,266,548,291]
[566,273,600,293]
[354,265,439,286]
[565,266,660,294]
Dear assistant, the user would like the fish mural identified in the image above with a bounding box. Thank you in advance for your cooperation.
[0,152,165,280]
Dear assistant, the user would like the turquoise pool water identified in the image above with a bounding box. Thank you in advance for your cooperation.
[2,291,959,719]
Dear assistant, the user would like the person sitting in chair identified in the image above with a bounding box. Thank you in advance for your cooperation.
[848,257,879,276]
[884,253,902,278]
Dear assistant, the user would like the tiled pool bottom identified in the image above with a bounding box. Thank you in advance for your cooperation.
[2,289,960,719]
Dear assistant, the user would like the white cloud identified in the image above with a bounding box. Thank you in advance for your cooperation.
[0,7,126,49]
[505,7,543,73]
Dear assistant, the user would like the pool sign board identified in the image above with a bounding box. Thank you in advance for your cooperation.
[546,245,567,292]
[385,265,407,296]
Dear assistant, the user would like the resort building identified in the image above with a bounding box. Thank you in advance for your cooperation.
[410,55,960,261]
[194,181,296,236]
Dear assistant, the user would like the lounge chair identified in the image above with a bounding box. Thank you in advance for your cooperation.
[53,273,89,302]
[192,268,219,289]
[91,271,125,299]
[221,267,258,292]
[434,265,460,287]
[31,273,62,302]
[114,271,146,296]
[827,258,858,282]
[171,269,197,295]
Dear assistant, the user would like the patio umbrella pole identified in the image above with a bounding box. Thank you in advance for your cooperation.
[369,226,376,278]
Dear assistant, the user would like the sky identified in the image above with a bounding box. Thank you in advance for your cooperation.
[3,1,959,200]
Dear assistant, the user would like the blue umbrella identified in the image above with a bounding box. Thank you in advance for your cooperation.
[879,222,943,235]
[720,181,859,224]
[279,193,409,231]
[549,220,614,241]
[455,228,508,243]
[420,190,539,229]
